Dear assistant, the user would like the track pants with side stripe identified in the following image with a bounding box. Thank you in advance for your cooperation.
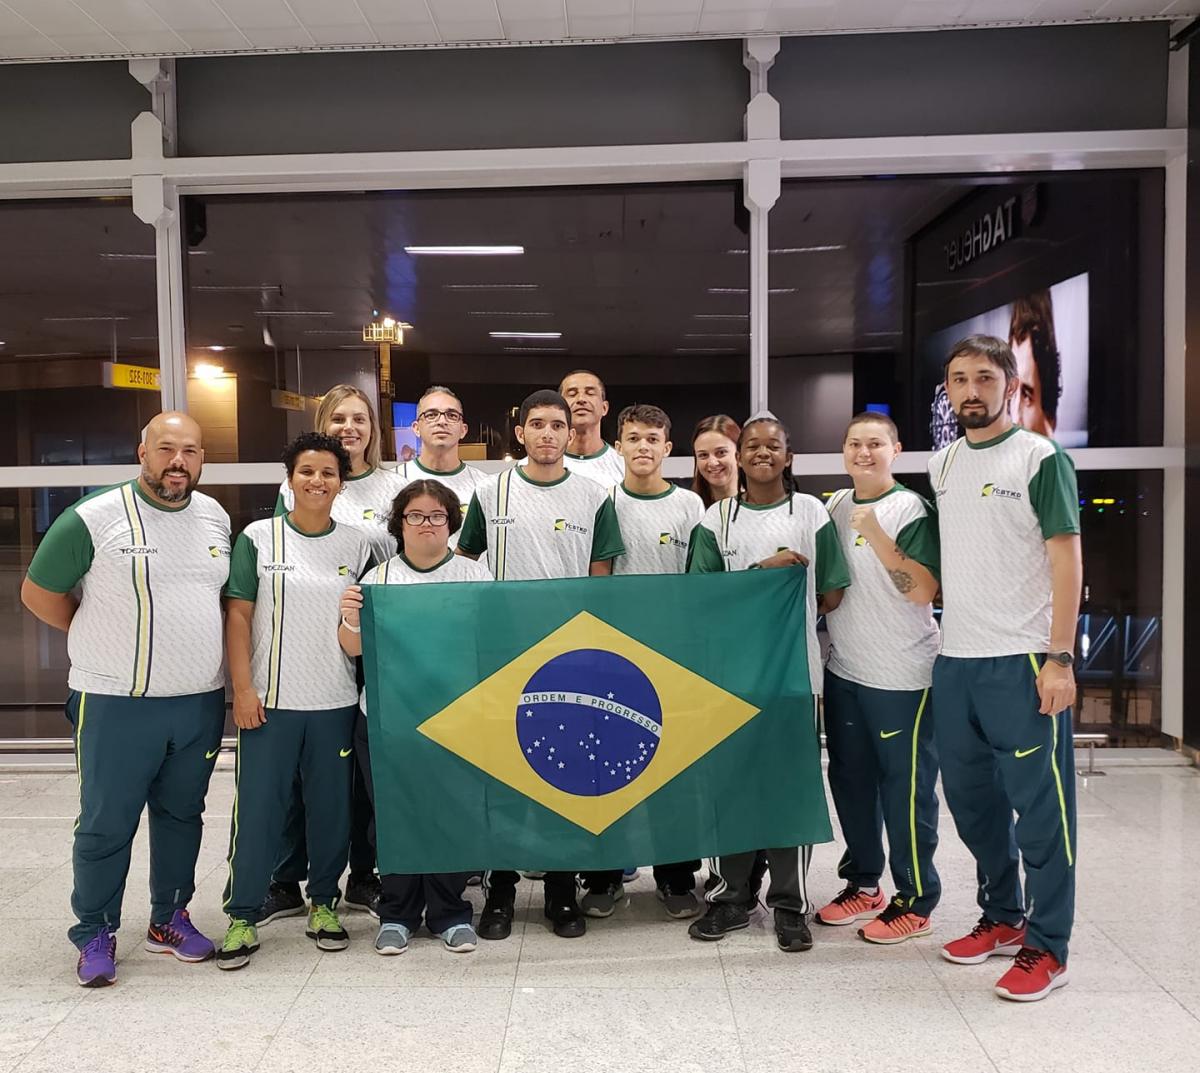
[65,688,224,948]
[824,670,941,916]
[933,654,1077,965]
[223,706,356,923]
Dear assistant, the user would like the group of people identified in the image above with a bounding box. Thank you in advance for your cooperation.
[20,333,1082,1004]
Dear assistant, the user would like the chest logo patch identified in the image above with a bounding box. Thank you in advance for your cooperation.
[659,532,687,549]
[362,509,375,520]
[981,483,1022,501]
[120,545,158,557]
[554,518,589,535]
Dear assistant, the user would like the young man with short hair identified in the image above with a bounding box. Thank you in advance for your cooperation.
[458,389,625,939]
[578,403,706,921]
[395,385,487,546]
[930,334,1082,1002]
[818,412,942,944]
[21,412,231,987]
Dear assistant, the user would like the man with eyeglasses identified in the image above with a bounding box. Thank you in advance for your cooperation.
[395,386,487,547]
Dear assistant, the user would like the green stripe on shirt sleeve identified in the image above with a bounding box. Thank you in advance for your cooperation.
[590,497,626,562]
[26,505,95,593]
[456,493,487,556]
[814,517,852,593]
[223,533,260,601]
[1028,448,1082,539]
[686,525,726,573]
[896,512,941,581]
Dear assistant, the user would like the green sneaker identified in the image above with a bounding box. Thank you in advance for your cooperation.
[306,904,349,951]
[215,919,259,971]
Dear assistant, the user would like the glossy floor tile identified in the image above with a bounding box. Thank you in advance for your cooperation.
[0,759,1197,1073]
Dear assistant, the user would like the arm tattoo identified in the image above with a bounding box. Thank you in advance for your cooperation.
[888,569,916,594]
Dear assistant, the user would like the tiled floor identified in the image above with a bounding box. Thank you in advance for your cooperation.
[2,750,1199,1073]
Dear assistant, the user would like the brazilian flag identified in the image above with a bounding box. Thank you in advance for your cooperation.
[361,568,831,873]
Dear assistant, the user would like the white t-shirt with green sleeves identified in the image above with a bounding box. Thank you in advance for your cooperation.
[687,493,851,697]
[458,468,626,581]
[277,465,407,562]
[26,480,231,698]
[393,458,489,548]
[608,483,705,576]
[357,550,492,714]
[928,426,1080,658]
[520,443,627,488]
[824,484,941,691]
[225,517,373,711]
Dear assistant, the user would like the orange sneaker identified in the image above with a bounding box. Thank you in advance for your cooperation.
[941,915,1027,964]
[994,947,1069,1002]
[858,898,932,944]
[816,884,887,926]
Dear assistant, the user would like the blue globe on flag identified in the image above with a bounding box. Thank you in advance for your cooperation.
[515,648,662,797]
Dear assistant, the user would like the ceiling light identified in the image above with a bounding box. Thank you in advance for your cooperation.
[503,346,567,353]
[15,351,82,357]
[303,330,363,336]
[443,284,539,291]
[193,363,225,379]
[381,317,395,328]
[405,245,524,255]
[693,314,749,320]
[43,315,131,322]
[705,287,797,295]
[683,333,745,338]
[205,345,227,352]
[724,245,845,254]
[187,249,211,255]
[674,347,737,354]
[100,252,155,261]
[195,285,282,293]
[489,331,562,340]
[467,311,553,317]
[252,310,334,317]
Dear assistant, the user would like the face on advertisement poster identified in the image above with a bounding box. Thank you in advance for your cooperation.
[927,273,1089,450]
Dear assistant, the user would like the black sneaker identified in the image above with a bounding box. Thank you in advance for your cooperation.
[478,898,515,941]
[688,902,750,941]
[343,873,381,919]
[258,882,305,926]
[544,900,586,938]
[774,908,813,952]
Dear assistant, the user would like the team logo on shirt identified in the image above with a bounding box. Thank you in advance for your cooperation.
[120,545,158,556]
[263,562,296,573]
[362,509,376,520]
[854,535,867,547]
[207,545,227,558]
[981,482,1023,501]
[658,532,687,549]
[338,565,350,576]
[553,518,589,535]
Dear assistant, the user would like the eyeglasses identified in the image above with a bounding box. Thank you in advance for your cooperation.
[418,408,463,424]
[402,511,449,527]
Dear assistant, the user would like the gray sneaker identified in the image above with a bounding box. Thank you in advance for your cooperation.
[581,883,625,918]
[374,923,410,956]
[440,923,478,952]
[658,888,701,919]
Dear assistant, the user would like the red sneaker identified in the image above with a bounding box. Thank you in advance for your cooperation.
[994,947,1069,1002]
[816,885,887,926]
[940,915,1026,964]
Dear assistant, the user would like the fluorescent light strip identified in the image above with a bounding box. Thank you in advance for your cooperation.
[100,253,155,261]
[15,351,82,357]
[503,346,567,353]
[43,316,131,322]
[444,284,539,291]
[253,310,334,317]
[405,245,524,255]
[489,331,562,340]
[724,245,846,254]
[684,333,746,338]
[194,285,282,293]
[693,314,749,320]
[706,287,797,295]
[467,311,553,317]
[675,347,737,354]
[304,330,366,336]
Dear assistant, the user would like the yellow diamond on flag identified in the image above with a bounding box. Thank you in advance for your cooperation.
[417,611,760,835]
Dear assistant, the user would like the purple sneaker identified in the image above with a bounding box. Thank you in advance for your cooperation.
[144,909,215,963]
[77,928,117,987]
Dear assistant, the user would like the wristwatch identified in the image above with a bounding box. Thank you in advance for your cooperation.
[1046,651,1074,667]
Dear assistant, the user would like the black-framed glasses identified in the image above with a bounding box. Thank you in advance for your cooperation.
[418,408,463,424]
[402,511,449,527]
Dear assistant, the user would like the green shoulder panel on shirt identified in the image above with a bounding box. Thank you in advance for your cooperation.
[273,492,288,517]
[26,503,95,594]
[224,533,260,601]
[590,497,626,562]
[686,525,726,574]
[1028,447,1081,539]
[815,517,851,593]
[457,493,487,556]
[896,513,941,581]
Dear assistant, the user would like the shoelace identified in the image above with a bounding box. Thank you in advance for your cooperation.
[81,929,115,961]
[1011,947,1046,974]
[967,915,1000,939]
[171,909,202,939]
[831,886,875,908]
[224,919,256,950]
[311,904,341,932]
[876,899,912,926]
